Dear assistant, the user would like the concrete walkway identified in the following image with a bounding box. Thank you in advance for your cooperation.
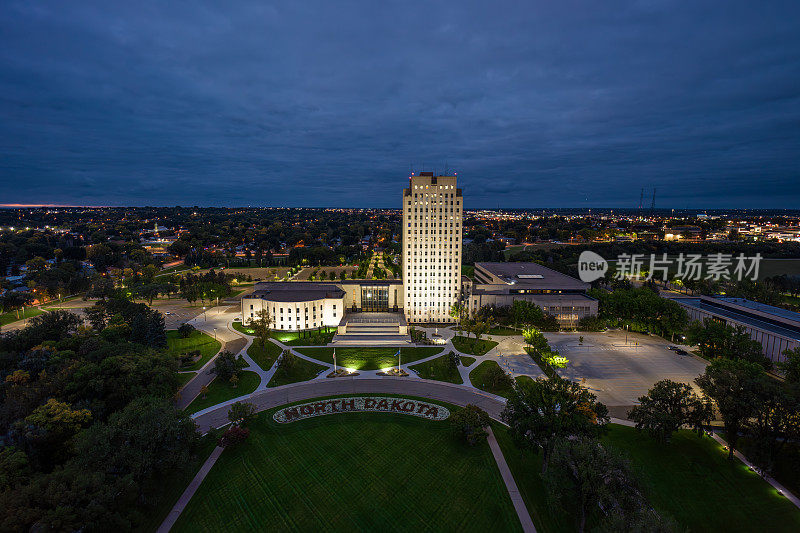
[157,446,225,533]
[487,427,536,532]
[192,375,507,432]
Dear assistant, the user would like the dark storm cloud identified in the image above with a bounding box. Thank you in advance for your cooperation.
[1,0,798,208]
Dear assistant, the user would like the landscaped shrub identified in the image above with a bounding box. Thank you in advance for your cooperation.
[219,426,250,447]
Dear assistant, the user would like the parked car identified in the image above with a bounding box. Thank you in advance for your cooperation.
[675,349,688,355]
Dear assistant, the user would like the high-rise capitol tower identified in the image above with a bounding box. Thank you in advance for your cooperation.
[402,172,462,323]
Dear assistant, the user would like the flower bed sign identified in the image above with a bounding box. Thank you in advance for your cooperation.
[273,396,450,423]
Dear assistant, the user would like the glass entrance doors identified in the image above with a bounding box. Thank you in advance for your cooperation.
[361,286,389,312]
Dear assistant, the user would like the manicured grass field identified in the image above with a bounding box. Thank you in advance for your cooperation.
[607,425,800,531]
[230,323,334,346]
[247,340,282,371]
[738,437,800,497]
[461,355,476,366]
[410,352,463,384]
[185,371,260,415]
[295,346,443,370]
[267,355,326,387]
[172,408,522,532]
[452,335,498,356]
[274,329,335,346]
[231,321,254,335]
[167,330,222,370]
[177,372,196,387]
[0,306,43,326]
[494,422,800,532]
[469,361,515,398]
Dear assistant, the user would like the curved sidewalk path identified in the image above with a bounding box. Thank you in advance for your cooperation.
[191,375,507,432]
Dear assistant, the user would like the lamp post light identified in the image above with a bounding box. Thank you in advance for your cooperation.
[203,306,207,322]
[213,327,217,340]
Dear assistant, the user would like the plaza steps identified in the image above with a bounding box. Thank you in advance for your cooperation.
[331,318,412,346]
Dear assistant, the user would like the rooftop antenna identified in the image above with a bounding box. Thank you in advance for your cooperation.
[639,188,644,211]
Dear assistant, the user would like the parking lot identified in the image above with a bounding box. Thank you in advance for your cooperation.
[545,330,708,410]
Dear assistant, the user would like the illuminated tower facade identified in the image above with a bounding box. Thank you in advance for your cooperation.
[402,172,462,323]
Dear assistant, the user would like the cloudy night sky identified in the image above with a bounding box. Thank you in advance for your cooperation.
[1,1,799,209]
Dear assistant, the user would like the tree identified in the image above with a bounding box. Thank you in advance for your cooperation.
[230,374,239,388]
[146,310,167,349]
[228,401,256,427]
[212,351,247,381]
[543,438,650,533]
[449,301,466,329]
[199,384,209,399]
[746,377,799,474]
[687,318,768,367]
[778,347,800,384]
[628,379,713,444]
[178,322,196,338]
[501,376,609,472]
[75,396,198,485]
[278,349,296,371]
[450,404,490,445]
[522,326,549,352]
[446,350,460,371]
[251,308,273,347]
[17,399,92,469]
[695,358,764,459]
[485,363,512,390]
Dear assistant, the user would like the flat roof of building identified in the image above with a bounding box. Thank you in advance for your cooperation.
[474,262,589,291]
[248,282,345,303]
[677,297,800,341]
[713,296,800,324]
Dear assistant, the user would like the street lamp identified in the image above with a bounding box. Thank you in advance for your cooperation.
[203,306,207,322]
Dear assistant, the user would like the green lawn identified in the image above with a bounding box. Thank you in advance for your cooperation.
[452,335,499,356]
[461,355,476,366]
[167,330,222,371]
[231,321,254,335]
[737,437,800,497]
[247,340,282,371]
[267,355,326,387]
[172,407,521,532]
[230,323,334,346]
[295,346,444,371]
[604,425,800,532]
[185,371,261,415]
[469,361,516,398]
[0,306,43,326]
[493,422,800,532]
[274,329,335,346]
[488,326,521,336]
[177,372,196,387]
[410,353,463,384]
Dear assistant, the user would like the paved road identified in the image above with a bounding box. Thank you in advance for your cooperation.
[175,307,247,409]
[192,376,507,432]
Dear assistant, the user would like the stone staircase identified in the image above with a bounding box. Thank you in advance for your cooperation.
[331,315,412,346]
